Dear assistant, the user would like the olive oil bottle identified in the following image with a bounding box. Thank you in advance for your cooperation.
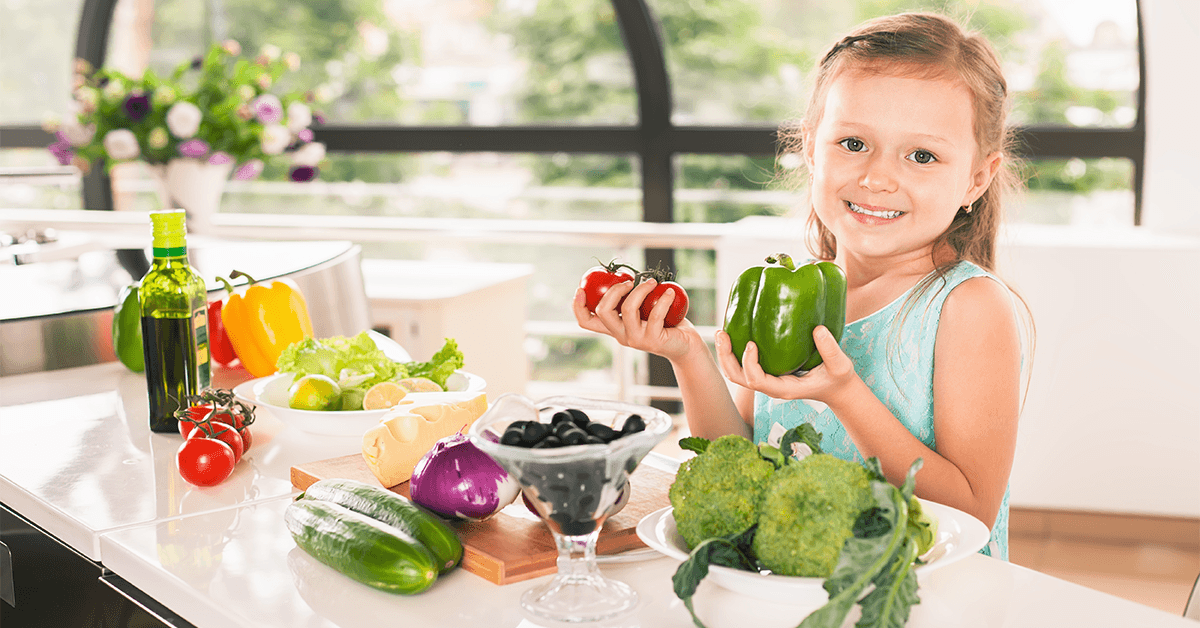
[139,210,210,432]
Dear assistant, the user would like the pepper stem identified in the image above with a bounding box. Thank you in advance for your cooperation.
[215,275,237,294]
[764,253,796,271]
[229,269,259,285]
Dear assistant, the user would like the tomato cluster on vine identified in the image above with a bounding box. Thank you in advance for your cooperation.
[174,388,256,487]
[580,260,689,328]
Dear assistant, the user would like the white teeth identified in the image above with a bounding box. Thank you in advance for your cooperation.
[848,202,903,219]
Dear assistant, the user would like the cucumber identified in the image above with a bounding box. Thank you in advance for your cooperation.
[298,478,463,573]
[284,500,438,594]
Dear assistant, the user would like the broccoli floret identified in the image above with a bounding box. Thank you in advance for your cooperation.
[668,435,777,548]
[752,453,875,577]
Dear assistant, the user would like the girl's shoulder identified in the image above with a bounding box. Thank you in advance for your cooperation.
[939,261,1021,334]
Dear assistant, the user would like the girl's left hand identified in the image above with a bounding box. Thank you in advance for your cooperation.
[715,325,858,403]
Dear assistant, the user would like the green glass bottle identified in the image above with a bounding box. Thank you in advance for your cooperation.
[139,210,211,432]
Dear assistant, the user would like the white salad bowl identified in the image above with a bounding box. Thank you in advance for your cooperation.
[231,331,486,436]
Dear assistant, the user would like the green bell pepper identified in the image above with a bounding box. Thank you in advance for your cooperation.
[112,283,145,373]
[722,253,847,376]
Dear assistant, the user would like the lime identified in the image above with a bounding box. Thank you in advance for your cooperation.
[288,374,341,411]
[363,381,407,411]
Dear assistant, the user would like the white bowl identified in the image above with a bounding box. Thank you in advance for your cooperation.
[234,370,486,436]
[635,499,990,606]
[230,331,486,436]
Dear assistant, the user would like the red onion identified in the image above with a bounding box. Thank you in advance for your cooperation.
[410,433,520,521]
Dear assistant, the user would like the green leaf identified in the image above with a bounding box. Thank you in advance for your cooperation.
[671,527,757,628]
[856,538,920,628]
[757,444,785,468]
[678,436,710,455]
[779,423,823,460]
[900,458,923,502]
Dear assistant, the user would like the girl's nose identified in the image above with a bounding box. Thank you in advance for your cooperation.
[859,155,898,193]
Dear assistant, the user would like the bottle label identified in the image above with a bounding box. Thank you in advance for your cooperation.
[193,306,211,389]
[152,246,187,258]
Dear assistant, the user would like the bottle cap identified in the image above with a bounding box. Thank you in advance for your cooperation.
[150,209,188,256]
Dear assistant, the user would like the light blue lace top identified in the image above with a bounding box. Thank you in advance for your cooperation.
[752,260,1010,560]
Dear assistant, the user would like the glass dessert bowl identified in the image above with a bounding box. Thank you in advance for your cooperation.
[468,393,672,623]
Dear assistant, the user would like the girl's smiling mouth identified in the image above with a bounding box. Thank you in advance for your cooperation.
[846,201,904,220]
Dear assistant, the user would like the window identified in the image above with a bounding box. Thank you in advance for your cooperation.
[0,0,1144,397]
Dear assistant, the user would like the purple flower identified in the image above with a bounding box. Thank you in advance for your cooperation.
[208,151,233,165]
[123,94,151,121]
[313,112,327,125]
[48,140,74,166]
[178,138,210,158]
[233,159,264,180]
[297,128,314,143]
[289,165,318,182]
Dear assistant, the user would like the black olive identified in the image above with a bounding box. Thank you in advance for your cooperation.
[533,435,563,448]
[566,408,590,427]
[585,423,618,442]
[559,428,587,446]
[621,414,646,434]
[553,420,579,439]
[500,427,525,446]
[550,411,575,427]
[583,435,605,445]
[521,421,551,446]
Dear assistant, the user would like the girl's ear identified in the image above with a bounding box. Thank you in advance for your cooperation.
[802,123,816,171]
[963,150,1003,207]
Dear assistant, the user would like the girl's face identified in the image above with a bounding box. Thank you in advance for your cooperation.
[805,68,1000,267]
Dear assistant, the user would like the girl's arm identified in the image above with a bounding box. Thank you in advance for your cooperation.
[573,279,749,440]
[716,277,1021,528]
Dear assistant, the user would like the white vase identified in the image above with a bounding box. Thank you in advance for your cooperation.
[148,158,234,234]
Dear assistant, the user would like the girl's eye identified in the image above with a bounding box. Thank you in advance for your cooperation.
[839,138,866,152]
[908,149,937,164]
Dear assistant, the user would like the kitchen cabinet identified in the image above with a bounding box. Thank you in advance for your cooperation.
[361,259,532,398]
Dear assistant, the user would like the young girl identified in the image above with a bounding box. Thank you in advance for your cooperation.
[573,12,1026,559]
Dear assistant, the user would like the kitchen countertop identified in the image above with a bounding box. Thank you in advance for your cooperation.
[1,363,1196,628]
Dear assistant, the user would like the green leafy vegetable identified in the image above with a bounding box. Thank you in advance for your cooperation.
[780,423,824,458]
[678,436,711,455]
[403,338,464,389]
[671,526,758,628]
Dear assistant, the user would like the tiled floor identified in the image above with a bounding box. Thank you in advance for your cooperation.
[650,427,1200,618]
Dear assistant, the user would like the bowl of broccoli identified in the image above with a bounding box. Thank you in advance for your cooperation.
[636,428,991,627]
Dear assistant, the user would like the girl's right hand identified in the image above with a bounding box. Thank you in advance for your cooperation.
[572,278,695,361]
[715,325,858,405]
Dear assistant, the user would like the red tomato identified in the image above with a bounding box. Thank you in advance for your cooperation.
[237,426,253,454]
[189,422,245,463]
[580,262,636,313]
[176,438,236,487]
[640,281,689,328]
[177,404,238,438]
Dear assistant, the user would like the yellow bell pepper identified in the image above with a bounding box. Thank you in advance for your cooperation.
[217,271,314,377]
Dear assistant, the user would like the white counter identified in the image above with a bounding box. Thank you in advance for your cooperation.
[1,363,1196,628]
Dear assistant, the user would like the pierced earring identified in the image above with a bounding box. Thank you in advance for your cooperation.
[960,204,972,214]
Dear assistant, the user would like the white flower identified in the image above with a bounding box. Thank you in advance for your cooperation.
[102,80,126,102]
[238,85,255,101]
[284,52,301,71]
[286,101,312,133]
[103,129,140,160]
[260,44,282,61]
[60,119,96,146]
[253,94,283,124]
[166,101,202,139]
[260,124,291,155]
[291,141,325,166]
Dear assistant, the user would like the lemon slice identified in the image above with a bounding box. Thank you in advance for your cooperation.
[363,381,408,411]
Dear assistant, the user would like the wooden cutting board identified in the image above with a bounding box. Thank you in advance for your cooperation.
[290,453,674,585]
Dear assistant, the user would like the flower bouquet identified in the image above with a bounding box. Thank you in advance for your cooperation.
[46,40,326,183]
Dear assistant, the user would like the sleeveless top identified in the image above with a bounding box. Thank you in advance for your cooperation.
[752,260,1011,560]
